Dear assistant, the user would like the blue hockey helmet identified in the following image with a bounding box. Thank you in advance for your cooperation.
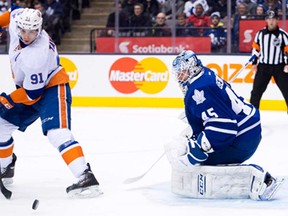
[172,50,203,85]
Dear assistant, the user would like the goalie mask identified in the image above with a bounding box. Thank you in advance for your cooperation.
[15,8,43,43]
[172,50,203,87]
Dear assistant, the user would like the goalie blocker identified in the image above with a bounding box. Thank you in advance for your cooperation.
[170,164,284,201]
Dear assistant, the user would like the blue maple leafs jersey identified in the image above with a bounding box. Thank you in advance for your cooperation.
[184,67,261,151]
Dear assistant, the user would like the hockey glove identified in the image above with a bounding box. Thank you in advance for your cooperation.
[0,93,14,114]
[186,138,208,165]
[164,137,188,166]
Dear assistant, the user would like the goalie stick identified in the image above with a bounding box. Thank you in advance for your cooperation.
[123,152,166,184]
[229,54,257,83]
[0,176,12,199]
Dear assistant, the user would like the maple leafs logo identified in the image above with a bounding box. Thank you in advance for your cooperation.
[192,89,206,105]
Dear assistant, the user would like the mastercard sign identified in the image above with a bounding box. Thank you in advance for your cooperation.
[109,57,169,94]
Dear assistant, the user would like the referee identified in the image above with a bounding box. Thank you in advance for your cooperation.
[250,10,288,112]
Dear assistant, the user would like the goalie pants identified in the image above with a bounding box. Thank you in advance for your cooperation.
[202,122,262,165]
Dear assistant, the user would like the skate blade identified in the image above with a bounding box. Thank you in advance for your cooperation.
[2,178,13,185]
[259,177,285,201]
[67,185,103,198]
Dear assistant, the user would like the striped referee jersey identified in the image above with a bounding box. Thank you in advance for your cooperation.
[252,26,288,65]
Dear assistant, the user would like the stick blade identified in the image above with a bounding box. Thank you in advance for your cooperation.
[123,152,166,184]
[0,179,12,199]
[123,175,145,184]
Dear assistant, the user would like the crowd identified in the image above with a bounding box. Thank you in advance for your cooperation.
[0,0,87,47]
[104,0,288,52]
[0,0,287,53]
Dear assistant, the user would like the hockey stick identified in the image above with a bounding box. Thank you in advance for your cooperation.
[0,176,12,199]
[123,151,166,184]
[229,54,257,83]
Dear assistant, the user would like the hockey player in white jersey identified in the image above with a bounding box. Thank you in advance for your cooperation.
[165,50,284,201]
[0,7,102,198]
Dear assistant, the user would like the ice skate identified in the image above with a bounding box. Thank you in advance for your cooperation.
[66,163,103,198]
[259,173,284,201]
[1,153,17,185]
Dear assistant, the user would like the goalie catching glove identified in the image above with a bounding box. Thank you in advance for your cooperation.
[0,93,15,114]
[165,131,213,168]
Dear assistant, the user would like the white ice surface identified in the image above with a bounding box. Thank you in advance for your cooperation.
[1,108,288,216]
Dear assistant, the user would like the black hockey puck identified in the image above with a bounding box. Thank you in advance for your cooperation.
[32,199,39,210]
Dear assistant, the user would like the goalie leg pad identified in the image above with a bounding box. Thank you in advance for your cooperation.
[171,164,272,200]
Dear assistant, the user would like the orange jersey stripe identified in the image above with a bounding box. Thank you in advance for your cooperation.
[59,84,68,128]
[62,146,84,165]
[0,11,10,28]
[0,144,14,158]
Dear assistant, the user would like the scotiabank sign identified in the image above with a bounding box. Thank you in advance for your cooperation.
[239,19,288,52]
[96,37,211,54]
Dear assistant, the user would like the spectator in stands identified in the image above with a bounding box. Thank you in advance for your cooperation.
[105,1,129,36]
[82,0,90,8]
[187,2,211,36]
[59,0,73,32]
[262,0,282,12]
[34,1,56,41]
[277,7,284,17]
[0,0,7,49]
[122,0,136,17]
[252,4,265,19]
[44,0,64,17]
[69,0,81,20]
[204,11,227,53]
[237,0,258,14]
[128,3,152,36]
[42,0,64,44]
[256,4,265,15]
[184,0,209,17]
[175,13,195,36]
[231,2,249,52]
[0,0,8,15]
[142,0,160,24]
[158,0,185,21]
[15,0,30,8]
[208,0,236,22]
[150,12,171,36]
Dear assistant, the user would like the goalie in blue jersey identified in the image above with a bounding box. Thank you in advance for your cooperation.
[165,50,284,201]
